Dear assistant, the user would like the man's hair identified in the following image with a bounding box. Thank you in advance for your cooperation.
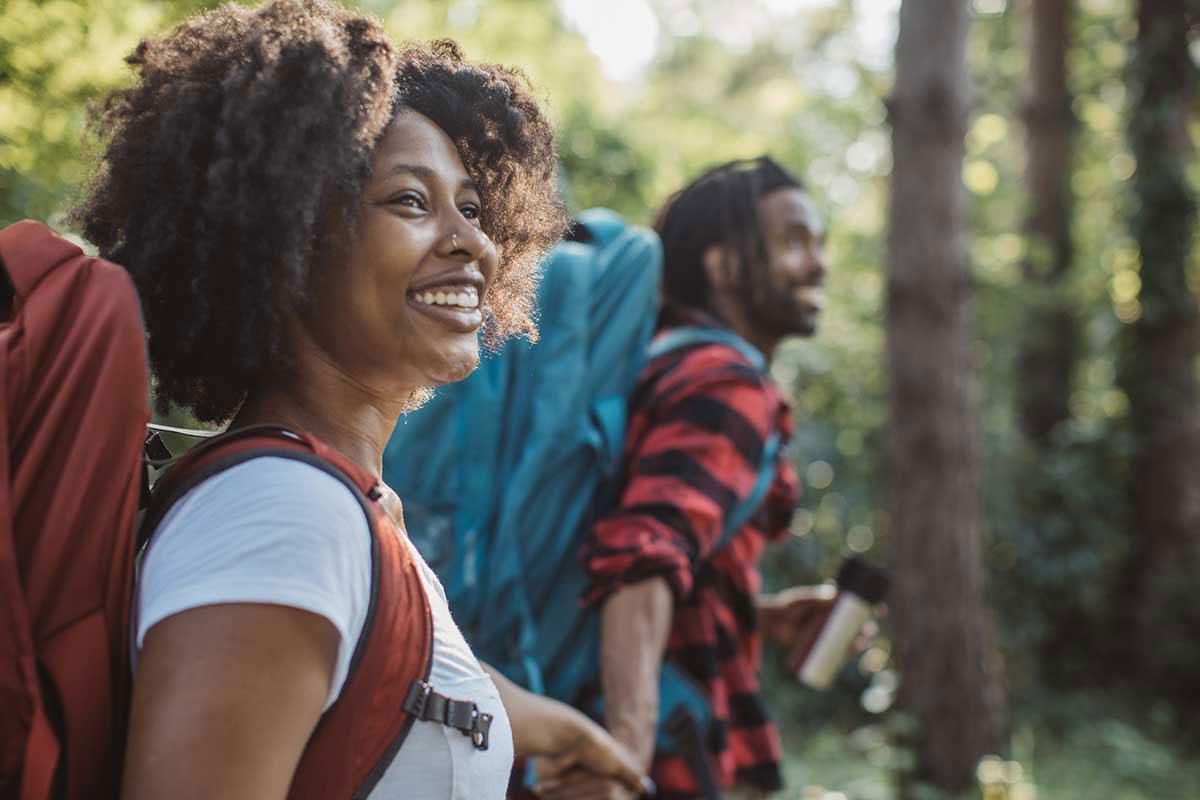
[654,156,802,320]
[71,0,565,423]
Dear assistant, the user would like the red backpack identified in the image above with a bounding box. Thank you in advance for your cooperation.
[0,221,457,798]
[0,220,148,799]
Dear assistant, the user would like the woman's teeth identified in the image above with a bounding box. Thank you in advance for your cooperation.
[413,288,479,309]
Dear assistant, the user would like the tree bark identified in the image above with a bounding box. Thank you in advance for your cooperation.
[1014,0,1092,688]
[886,1,1006,794]
[1016,0,1077,446]
[1116,0,1200,702]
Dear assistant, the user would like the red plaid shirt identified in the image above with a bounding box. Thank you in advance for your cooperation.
[582,314,799,797]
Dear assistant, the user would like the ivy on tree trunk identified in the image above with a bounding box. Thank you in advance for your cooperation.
[1115,0,1200,712]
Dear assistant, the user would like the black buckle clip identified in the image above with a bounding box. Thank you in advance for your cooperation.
[144,430,173,463]
[402,680,491,751]
[444,698,491,751]
[470,710,493,751]
[403,680,434,719]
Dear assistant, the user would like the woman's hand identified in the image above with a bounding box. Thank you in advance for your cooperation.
[482,664,648,795]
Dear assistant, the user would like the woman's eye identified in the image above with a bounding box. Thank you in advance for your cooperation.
[460,203,481,220]
[391,192,426,210]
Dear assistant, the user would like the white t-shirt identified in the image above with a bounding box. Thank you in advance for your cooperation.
[133,457,514,799]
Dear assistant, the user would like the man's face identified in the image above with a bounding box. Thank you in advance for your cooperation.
[750,187,828,338]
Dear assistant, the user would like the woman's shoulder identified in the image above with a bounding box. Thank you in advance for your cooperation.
[135,455,376,713]
[141,456,373,626]
[142,457,375,594]
[138,453,373,633]
[158,453,369,530]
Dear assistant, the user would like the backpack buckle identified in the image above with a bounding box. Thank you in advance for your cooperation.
[144,430,173,464]
[402,680,491,751]
[470,710,493,751]
[445,700,491,751]
[403,680,433,719]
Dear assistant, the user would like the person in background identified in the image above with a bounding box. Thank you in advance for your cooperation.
[540,157,837,800]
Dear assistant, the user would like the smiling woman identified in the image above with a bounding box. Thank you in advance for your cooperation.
[72,20,562,423]
[66,2,646,799]
[302,110,502,394]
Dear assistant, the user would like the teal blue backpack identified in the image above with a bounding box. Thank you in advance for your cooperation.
[383,209,777,789]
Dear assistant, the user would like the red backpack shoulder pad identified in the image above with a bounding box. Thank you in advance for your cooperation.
[141,426,433,799]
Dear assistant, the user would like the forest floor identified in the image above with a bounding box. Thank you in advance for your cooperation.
[778,705,1199,799]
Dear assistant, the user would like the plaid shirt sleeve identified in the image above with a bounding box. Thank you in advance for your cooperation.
[583,346,779,605]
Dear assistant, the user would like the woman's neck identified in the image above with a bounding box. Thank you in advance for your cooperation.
[232,351,418,478]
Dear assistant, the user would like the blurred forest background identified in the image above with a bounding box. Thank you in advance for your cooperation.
[3,0,1199,798]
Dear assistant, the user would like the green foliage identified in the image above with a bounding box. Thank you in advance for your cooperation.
[0,0,211,224]
[558,104,657,219]
[965,0,1149,700]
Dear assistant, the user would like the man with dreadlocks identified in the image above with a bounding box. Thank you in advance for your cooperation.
[566,158,835,799]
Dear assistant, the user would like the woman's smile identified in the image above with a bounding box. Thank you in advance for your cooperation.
[407,290,483,333]
[406,262,487,333]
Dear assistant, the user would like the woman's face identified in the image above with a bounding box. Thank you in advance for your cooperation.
[305,110,498,393]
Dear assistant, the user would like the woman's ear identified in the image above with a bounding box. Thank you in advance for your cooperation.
[703,244,735,291]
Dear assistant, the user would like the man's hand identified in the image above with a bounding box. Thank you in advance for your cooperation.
[534,578,674,799]
[758,584,837,673]
[531,713,648,798]
[758,585,878,674]
[482,663,647,795]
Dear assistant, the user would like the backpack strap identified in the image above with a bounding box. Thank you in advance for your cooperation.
[717,431,781,551]
[647,325,767,372]
[646,326,780,552]
[139,427,436,799]
[139,426,379,540]
[137,426,390,708]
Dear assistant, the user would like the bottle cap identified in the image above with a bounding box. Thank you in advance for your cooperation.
[836,557,889,604]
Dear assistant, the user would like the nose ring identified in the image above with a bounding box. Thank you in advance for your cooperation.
[450,234,461,250]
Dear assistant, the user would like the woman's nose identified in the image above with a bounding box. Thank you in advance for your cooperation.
[442,222,491,262]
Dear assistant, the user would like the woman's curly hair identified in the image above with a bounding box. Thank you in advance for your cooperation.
[71,0,565,423]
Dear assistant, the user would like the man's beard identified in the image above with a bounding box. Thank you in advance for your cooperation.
[747,285,821,341]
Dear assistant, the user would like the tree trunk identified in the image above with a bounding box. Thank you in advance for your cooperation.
[886,1,1006,794]
[1116,0,1200,704]
[1013,0,1093,689]
[1016,0,1077,446]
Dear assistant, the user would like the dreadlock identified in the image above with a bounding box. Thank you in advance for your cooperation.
[654,156,801,322]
